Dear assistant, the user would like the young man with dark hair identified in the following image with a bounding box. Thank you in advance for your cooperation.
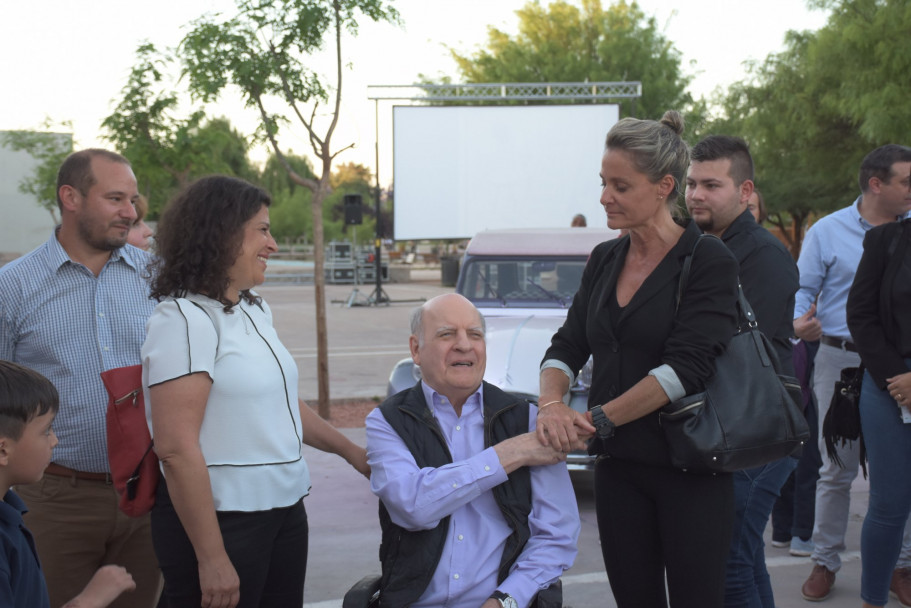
[687,134,801,607]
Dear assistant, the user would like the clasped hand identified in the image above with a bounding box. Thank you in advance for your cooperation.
[534,402,595,453]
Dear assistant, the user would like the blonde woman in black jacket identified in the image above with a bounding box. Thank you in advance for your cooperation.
[537,111,740,608]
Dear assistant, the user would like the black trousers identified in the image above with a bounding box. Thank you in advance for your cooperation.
[772,339,822,542]
[151,480,308,608]
[595,457,734,608]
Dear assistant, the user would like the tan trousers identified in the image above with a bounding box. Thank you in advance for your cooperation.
[17,473,162,608]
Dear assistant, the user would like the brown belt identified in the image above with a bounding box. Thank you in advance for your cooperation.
[45,462,112,483]
[820,335,857,353]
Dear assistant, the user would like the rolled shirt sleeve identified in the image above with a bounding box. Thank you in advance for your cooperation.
[648,363,685,402]
[539,358,575,386]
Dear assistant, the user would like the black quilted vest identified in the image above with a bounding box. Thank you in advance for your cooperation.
[377,381,532,608]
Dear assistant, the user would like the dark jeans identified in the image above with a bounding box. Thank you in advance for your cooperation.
[595,457,734,608]
[859,366,911,606]
[771,395,821,542]
[724,457,798,608]
[151,480,308,608]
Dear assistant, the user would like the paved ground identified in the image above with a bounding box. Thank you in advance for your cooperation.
[301,429,873,608]
[260,268,452,403]
[260,270,878,608]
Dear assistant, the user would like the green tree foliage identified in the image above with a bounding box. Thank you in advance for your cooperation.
[259,151,317,198]
[102,44,256,217]
[706,0,911,256]
[0,122,73,223]
[261,151,316,241]
[262,156,377,243]
[178,0,399,415]
[269,161,376,243]
[270,187,312,242]
[331,161,372,190]
[446,0,693,118]
[809,0,911,141]
[707,33,866,255]
[200,117,259,184]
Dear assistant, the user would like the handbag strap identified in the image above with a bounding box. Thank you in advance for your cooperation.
[675,234,771,366]
[675,234,757,326]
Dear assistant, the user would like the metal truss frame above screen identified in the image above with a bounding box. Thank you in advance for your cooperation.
[367,81,642,102]
[366,82,641,242]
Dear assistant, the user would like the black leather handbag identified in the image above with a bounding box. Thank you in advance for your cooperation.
[658,235,810,473]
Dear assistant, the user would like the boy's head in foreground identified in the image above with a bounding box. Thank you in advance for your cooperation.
[0,360,59,490]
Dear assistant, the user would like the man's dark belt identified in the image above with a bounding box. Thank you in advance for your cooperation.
[820,335,857,353]
[45,462,112,483]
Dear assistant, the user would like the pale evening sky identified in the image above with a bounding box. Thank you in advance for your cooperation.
[0,0,829,185]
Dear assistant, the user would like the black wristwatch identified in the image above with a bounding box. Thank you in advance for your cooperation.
[490,590,519,608]
[590,405,616,439]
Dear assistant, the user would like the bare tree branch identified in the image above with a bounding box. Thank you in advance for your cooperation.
[268,40,326,156]
[323,0,344,148]
[329,141,356,161]
[308,103,323,159]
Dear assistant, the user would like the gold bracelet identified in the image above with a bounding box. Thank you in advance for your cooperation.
[538,400,563,409]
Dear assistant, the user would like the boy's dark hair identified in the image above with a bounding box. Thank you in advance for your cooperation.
[0,361,60,440]
[858,144,911,193]
[691,135,755,185]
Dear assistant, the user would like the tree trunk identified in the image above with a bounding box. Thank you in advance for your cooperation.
[312,173,331,420]
[769,211,809,261]
[788,211,808,260]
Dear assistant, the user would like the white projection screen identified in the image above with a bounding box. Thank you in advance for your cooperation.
[392,103,620,240]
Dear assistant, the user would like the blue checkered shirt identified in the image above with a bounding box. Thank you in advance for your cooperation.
[0,231,155,472]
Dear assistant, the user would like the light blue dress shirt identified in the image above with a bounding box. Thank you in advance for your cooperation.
[0,232,154,472]
[794,197,909,340]
[366,382,579,608]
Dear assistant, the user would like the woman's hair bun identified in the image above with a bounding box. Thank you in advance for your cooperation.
[660,110,685,136]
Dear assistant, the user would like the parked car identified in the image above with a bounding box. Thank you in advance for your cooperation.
[387,226,621,469]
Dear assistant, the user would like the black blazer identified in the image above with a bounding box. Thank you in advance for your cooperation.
[543,220,740,467]
[847,219,911,389]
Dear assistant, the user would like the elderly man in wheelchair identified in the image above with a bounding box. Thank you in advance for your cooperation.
[349,294,581,608]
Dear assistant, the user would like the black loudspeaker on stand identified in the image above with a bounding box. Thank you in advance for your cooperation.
[344,194,363,225]
[336,188,421,308]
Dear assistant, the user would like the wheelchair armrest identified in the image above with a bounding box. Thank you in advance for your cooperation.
[342,574,382,608]
[534,578,562,608]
